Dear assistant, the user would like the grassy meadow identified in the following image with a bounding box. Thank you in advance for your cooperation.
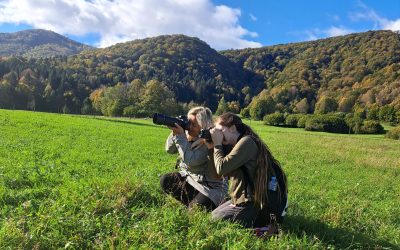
[0,109,399,249]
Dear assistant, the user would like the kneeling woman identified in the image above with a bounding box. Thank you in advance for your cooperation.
[208,113,288,228]
[160,107,228,211]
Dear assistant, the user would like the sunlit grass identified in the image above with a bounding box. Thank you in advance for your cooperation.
[0,109,399,249]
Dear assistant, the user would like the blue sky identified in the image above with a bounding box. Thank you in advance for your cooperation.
[0,0,399,50]
[215,0,400,46]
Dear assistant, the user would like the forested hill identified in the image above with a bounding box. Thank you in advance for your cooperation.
[0,30,399,118]
[0,29,93,57]
[221,30,400,117]
[0,34,261,114]
[74,34,260,106]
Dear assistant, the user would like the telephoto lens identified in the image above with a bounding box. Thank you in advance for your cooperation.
[152,113,190,130]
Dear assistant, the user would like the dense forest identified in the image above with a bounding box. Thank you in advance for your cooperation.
[222,30,400,121]
[0,34,261,115]
[0,30,399,123]
[0,29,93,58]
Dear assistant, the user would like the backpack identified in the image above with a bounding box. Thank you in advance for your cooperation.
[241,159,288,223]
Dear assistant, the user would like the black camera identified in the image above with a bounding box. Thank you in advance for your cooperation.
[152,113,190,130]
[199,128,212,142]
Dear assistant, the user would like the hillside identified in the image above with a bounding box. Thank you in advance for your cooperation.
[0,29,93,57]
[0,34,260,113]
[222,30,400,117]
[0,30,399,118]
[70,34,259,106]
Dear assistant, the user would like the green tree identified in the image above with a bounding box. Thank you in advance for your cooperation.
[379,105,396,123]
[315,96,338,114]
[216,96,228,115]
[249,91,276,120]
[81,97,94,115]
[263,112,285,126]
[127,79,145,104]
[100,84,128,116]
[140,79,178,116]
[366,104,380,120]
[0,81,14,108]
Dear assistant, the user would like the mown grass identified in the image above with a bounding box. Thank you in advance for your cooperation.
[0,109,399,249]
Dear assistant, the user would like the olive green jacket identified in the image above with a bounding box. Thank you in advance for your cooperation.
[213,136,258,205]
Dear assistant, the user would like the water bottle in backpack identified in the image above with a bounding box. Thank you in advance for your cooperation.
[268,176,277,191]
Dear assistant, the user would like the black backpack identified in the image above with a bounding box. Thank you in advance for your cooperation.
[242,160,288,223]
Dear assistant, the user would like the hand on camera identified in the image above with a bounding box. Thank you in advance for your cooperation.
[210,127,223,146]
[169,123,185,135]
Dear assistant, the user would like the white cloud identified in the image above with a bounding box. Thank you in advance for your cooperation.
[304,30,319,41]
[325,26,354,37]
[301,1,400,42]
[383,19,400,31]
[302,26,354,41]
[0,0,262,50]
[349,1,400,31]
[249,14,257,21]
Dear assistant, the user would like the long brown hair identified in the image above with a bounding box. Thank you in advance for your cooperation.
[216,112,287,209]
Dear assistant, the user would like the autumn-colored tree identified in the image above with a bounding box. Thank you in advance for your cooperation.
[314,96,338,114]
[338,96,356,113]
[294,98,309,114]
[89,87,106,113]
[227,101,240,114]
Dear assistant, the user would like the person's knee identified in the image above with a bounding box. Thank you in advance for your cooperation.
[211,207,225,220]
[160,173,173,192]
[189,193,215,211]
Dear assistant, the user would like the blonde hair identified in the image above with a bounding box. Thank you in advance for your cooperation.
[187,106,213,129]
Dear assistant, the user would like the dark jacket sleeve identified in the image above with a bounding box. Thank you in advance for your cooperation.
[213,136,258,176]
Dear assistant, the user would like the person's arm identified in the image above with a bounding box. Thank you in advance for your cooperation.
[173,134,208,167]
[214,137,258,176]
[165,133,178,154]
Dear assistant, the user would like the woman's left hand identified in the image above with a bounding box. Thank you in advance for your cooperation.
[169,123,185,135]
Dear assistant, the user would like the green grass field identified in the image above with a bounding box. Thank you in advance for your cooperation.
[0,109,399,249]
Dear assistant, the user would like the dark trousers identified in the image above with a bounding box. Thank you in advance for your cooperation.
[212,200,276,228]
[160,172,216,211]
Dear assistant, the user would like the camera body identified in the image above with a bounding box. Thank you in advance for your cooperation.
[152,113,190,130]
[199,128,212,142]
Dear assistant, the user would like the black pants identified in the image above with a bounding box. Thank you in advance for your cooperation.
[212,200,282,228]
[160,172,216,211]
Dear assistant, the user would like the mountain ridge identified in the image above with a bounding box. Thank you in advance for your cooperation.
[0,29,94,58]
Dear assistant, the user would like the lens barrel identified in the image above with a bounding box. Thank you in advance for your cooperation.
[152,113,189,130]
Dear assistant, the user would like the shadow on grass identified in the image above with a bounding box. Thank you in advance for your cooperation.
[284,215,398,249]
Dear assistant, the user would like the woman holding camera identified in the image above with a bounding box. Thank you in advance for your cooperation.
[207,112,288,229]
[160,107,228,211]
